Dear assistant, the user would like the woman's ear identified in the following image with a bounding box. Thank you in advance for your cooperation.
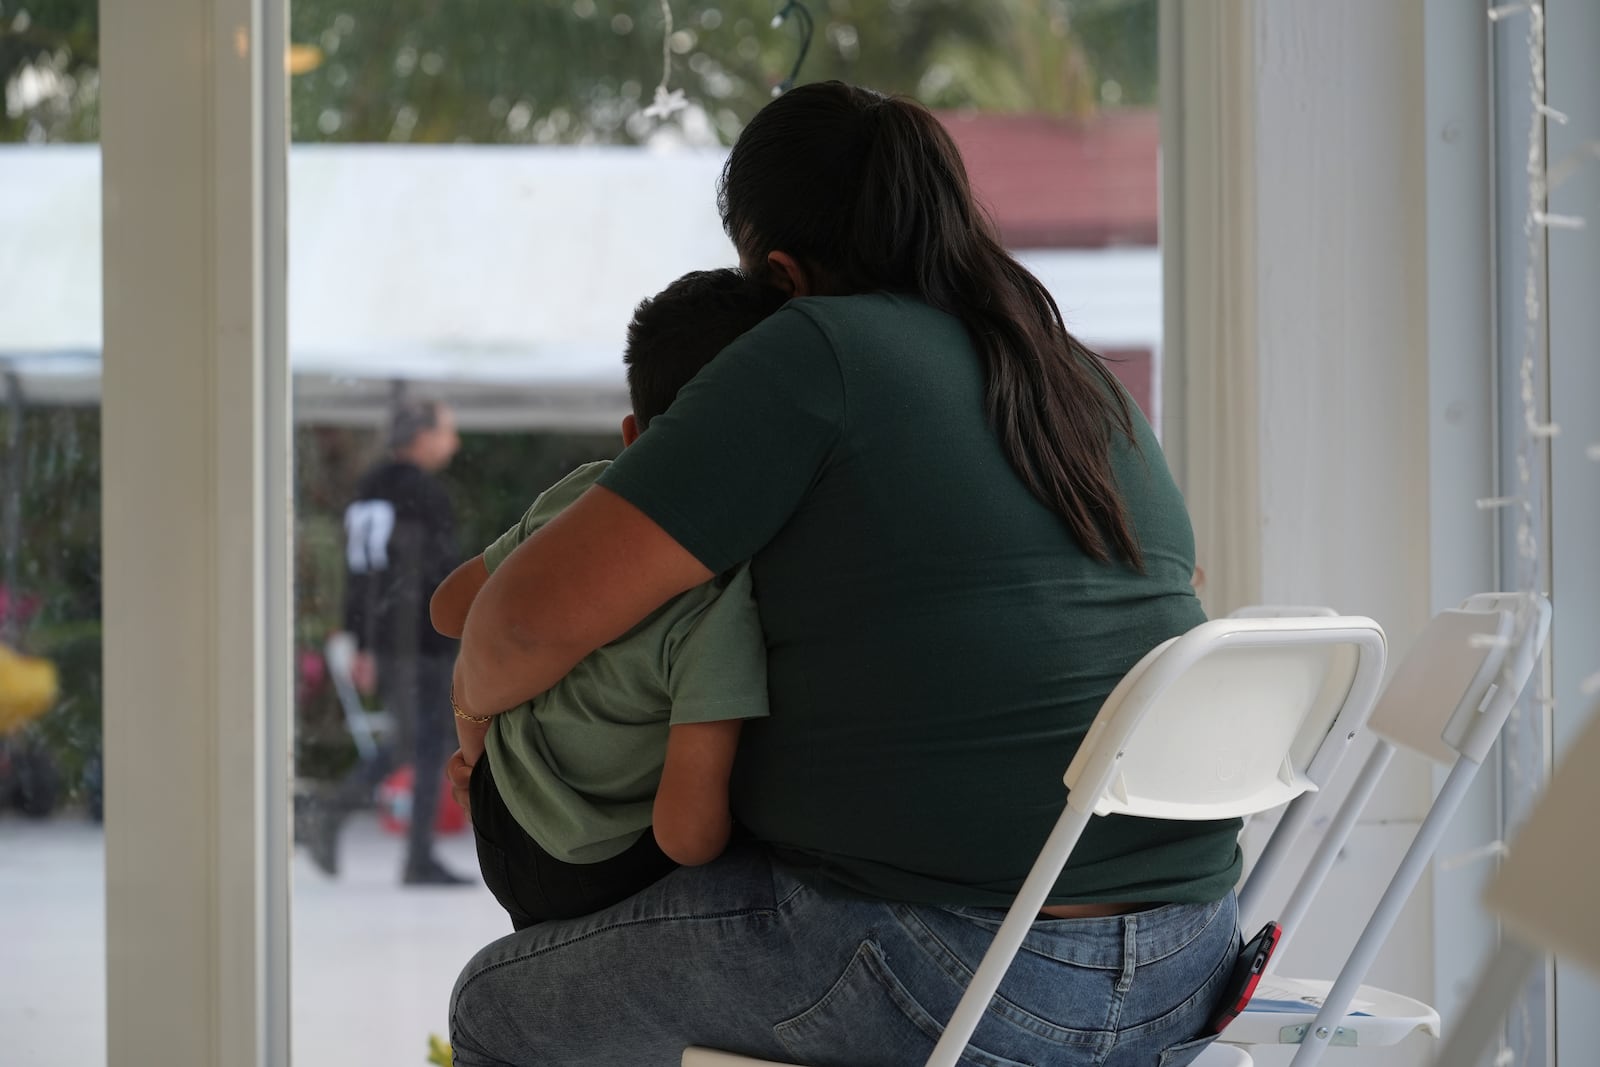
[765,251,813,297]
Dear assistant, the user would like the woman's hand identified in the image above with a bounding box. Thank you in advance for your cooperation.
[455,713,490,766]
[451,656,493,765]
[445,749,474,814]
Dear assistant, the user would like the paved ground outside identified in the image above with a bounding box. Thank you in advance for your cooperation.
[1,811,509,1067]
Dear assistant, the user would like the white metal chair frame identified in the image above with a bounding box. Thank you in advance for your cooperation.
[685,614,1388,1067]
[1224,593,1551,1065]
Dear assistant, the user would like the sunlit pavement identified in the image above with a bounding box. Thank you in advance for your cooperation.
[1,812,509,1067]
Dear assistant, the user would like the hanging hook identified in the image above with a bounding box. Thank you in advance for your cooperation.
[770,1,815,96]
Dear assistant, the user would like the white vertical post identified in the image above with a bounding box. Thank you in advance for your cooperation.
[1420,0,1504,1038]
[100,0,289,1064]
[1544,0,1600,1058]
[1172,3,1494,1054]
[1251,0,1431,641]
[1158,0,1263,616]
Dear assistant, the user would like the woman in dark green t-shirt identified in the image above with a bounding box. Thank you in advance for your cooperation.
[448,82,1238,1067]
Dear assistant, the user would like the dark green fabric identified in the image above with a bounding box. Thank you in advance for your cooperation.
[599,293,1241,907]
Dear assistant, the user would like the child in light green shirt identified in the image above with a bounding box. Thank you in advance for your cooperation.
[431,269,784,929]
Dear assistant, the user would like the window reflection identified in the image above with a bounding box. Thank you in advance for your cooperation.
[0,0,1155,1061]
[285,4,1157,1063]
[0,3,105,1064]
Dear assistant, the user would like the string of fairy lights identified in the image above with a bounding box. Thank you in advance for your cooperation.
[644,0,812,120]
[1477,2,1598,1063]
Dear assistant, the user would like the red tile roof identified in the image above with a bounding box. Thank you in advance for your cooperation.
[938,108,1159,250]
[1100,347,1154,422]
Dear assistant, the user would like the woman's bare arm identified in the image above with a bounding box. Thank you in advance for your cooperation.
[431,554,489,639]
[451,484,713,728]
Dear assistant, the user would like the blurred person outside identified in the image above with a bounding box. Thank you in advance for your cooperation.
[304,398,471,886]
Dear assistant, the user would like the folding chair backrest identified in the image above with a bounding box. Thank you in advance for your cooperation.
[926,616,1387,1067]
[1366,593,1548,766]
[1229,605,1340,619]
[1065,617,1388,822]
[1244,594,1552,934]
[1238,594,1552,1067]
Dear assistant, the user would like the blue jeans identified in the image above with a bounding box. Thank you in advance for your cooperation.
[450,845,1237,1067]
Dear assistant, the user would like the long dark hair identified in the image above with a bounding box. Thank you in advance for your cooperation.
[718,81,1143,569]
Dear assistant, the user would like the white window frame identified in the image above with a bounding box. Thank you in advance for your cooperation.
[1538,2,1600,1060]
[96,0,1591,1063]
[1168,1,1600,1062]
[1162,0,1511,1057]
[100,0,290,1064]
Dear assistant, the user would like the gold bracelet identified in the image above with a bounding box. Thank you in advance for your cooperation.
[450,687,492,725]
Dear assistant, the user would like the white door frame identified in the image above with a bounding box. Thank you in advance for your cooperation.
[100,0,291,1063]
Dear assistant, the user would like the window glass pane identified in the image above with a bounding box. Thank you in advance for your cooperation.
[286,4,1156,1063]
[0,2,105,1064]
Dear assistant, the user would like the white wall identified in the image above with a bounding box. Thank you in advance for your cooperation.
[1167,3,1499,1064]
[1250,7,1435,1065]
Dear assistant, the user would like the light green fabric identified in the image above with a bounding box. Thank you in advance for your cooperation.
[482,461,768,864]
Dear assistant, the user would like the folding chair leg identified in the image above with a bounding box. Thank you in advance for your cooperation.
[1431,940,1540,1067]
[1287,757,1482,1067]
[923,802,1095,1067]
[1271,743,1394,959]
[1239,791,1321,931]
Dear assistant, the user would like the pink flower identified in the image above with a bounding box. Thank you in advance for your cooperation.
[0,587,43,627]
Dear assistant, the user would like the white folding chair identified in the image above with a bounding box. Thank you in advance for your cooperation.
[1431,699,1600,1067]
[684,614,1388,1067]
[1223,592,1552,1065]
[684,1047,1259,1067]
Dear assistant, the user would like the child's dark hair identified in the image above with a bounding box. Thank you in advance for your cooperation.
[624,268,788,428]
[719,82,1144,569]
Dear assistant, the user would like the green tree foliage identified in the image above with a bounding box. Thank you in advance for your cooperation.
[291,0,1161,143]
[0,406,102,803]
[4,0,1157,145]
[0,0,98,140]
[2,0,1156,793]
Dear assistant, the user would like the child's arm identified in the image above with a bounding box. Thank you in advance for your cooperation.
[431,554,490,639]
[652,718,744,866]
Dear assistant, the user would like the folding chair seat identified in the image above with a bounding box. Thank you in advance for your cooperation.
[683,614,1387,1067]
[1222,593,1551,1065]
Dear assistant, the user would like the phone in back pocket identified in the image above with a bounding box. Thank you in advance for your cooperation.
[1207,920,1283,1035]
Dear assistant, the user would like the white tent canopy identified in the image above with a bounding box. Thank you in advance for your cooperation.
[0,145,1159,431]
